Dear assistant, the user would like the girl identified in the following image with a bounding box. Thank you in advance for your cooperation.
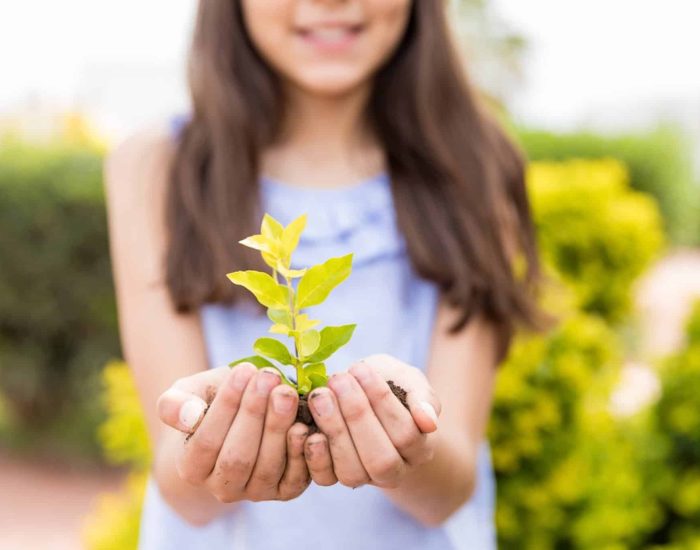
[105,1,544,549]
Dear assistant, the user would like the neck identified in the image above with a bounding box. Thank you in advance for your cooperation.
[263,81,385,186]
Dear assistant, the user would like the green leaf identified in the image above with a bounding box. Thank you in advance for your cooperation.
[300,329,320,357]
[295,314,320,332]
[267,308,293,328]
[239,234,275,255]
[304,362,327,377]
[227,271,289,309]
[304,324,356,363]
[261,214,284,239]
[253,337,294,365]
[308,373,328,390]
[296,254,353,310]
[281,214,307,260]
[277,264,307,279]
[269,323,290,335]
[228,355,294,387]
[297,369,312,394]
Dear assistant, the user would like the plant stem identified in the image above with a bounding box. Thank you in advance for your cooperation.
[284,274,302,389]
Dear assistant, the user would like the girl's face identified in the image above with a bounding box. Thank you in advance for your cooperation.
[241,0,412,97]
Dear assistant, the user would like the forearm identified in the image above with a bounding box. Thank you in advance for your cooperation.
[382,429,477,527]
[152,428,239,526]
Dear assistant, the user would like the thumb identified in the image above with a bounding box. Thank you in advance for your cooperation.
[157,388,208,433]
[405,387,441,434]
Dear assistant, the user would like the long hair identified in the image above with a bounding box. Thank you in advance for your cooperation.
[165,0,548,360]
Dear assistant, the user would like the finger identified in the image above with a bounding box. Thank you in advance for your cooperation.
[308,387,369,488]
[278,423,312,500]
[213,368,281,491]
[349,361,429,466]
[304,432,337,487]
[177,364,256,483]
[157,366,231,433]
[363,356,441,434]
[246,384,299,498]
[328,373,405,488]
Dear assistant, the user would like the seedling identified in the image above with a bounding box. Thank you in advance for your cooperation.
[226,213,356,396]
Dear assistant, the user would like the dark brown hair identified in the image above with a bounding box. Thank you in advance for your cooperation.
[165,0,547,360]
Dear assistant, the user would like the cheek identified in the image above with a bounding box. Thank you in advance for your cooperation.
[240,0,295,67]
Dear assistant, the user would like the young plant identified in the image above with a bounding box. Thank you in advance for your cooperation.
[226,213,356,396]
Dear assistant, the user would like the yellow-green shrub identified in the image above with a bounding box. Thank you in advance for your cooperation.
[642,302,700,548]
[528,159,664,323]
[83,362,149,550]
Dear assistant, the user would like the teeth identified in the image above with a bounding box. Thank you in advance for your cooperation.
[309,28,351,42]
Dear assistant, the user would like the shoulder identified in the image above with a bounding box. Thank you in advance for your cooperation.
[104,119,177,205]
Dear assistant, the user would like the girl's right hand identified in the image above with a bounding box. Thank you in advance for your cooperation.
[157,363,311,503]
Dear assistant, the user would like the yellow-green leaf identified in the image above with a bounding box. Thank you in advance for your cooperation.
[304,362,327,377]
[227,271,289,309]
[296,254,353,310]
[253,337,294,365]
[239,234,275,254]
[295,314,320,332]
[277,264,307,279]
[228,355,294,387]
[304,324,356,363]
[267,308,293,328]
[281,214,307,260]
[308,373,328,390]
[261,214,284,239]
[300,329,320,357]
[269,323,290,335]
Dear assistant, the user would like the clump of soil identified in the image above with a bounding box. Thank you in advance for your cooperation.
[295,380,408,434]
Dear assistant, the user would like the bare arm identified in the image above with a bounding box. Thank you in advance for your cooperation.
[303,296,498,527]
[381,300,498,525]
[105,123,240,525]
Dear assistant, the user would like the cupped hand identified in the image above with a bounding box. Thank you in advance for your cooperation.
[304,354,441,489]
[157,363,311,502]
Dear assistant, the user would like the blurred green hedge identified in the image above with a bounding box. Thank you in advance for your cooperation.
[0,134,119,458]
[518,126,699,246]
[641,302,700,548]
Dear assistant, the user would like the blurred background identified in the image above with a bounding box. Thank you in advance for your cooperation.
[1,1,699,548]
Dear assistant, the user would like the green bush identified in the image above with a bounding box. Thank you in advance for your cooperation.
[642,302,700,548]
[528,159,665,323]
[518,126,699,245]
[0,134,119,458]
[490,158,666,548]
[83,361,150,549]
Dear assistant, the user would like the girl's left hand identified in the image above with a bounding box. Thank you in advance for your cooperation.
[303,354,441,489]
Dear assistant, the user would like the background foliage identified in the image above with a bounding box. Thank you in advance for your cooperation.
[518,126,699,246]
[0,134,118,458]
[0,127,696,548]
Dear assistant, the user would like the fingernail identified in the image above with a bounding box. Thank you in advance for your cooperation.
[329,374,351,397]
[272,391,295,414]
[180,398,207,430]
[310,390,334,417]
[350,362,371,384]
[419,401,439,425]
[230,365,254,391]
[256,369,280,395]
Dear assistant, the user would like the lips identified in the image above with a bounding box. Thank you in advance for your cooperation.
[296,23,364,50]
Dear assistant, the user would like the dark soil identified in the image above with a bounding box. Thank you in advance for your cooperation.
[295,380,408,434]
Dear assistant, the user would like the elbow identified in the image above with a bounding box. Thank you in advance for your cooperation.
[415,475,477,528]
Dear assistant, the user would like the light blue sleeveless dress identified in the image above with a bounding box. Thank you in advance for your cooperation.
[137,115,498,550]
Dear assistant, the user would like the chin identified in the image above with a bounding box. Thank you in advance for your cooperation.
[291,68,372,98]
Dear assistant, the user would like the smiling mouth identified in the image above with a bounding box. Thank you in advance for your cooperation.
[296,24,364,46]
